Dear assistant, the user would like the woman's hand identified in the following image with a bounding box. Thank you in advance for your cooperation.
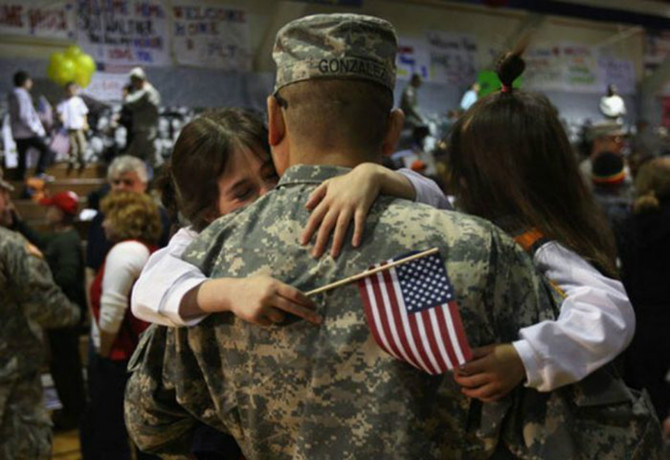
[195,276,321,327]
[98,329,116,358]
[301,163,415,258]
[453,343,526,402]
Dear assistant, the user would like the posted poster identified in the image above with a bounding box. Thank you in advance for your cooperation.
[0,0,76,39]
[172,4,251,71]
[81,71,130,102]
[397,36,429,81]
[562,44,598,92]
[76,0,170,66]
[426,31,477,86]
[597,57,636,95]
[524,46,563,91]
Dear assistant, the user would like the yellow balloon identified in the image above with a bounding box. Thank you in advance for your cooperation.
[75,71,92,88]
[76,54,96,75]
[55,58,76,85]
[49,52,65,68]
[65,45,82,60]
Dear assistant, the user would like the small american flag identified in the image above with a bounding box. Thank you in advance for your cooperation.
[357,251,472,374]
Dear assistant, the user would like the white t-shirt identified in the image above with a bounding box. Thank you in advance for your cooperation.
[57,96,88,130]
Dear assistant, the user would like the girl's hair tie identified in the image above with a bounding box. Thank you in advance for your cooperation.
[501,84,512,93]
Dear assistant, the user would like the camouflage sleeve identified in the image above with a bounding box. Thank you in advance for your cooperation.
[125,325,206,455]
[181,214,234,275]
[3,233,80,328]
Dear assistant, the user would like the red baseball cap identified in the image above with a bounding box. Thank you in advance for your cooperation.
[39,191,79,215]
[410,159,427,172]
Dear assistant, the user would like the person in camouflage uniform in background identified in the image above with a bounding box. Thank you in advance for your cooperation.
[125,13,662,459]
[0,170,81,460]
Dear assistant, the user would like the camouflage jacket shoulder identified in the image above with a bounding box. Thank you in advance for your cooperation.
[0,226,80,383]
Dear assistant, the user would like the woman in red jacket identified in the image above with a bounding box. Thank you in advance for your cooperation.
[81,191,161,460]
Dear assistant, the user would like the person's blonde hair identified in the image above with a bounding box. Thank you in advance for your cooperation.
[101,192,161,245]
[633,157,670,214]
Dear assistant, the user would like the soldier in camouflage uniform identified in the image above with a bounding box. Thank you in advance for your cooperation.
[125,14,662,459]
[0,170,81,459]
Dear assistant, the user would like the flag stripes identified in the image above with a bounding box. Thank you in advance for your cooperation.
[358,252,472,375]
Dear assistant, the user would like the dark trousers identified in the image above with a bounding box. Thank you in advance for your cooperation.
[48,327,86,420]
[80,351,158,460]
[192,423,243,460]
[15,136,51,178]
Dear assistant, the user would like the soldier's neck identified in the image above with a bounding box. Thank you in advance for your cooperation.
[289,146,381,169]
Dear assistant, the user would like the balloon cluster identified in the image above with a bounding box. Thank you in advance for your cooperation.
[47,45,96,88]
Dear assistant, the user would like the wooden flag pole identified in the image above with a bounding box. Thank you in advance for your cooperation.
[305,247,439,297]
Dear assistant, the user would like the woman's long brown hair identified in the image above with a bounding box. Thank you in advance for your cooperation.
[160,108,269,231]
[447,50,618,277]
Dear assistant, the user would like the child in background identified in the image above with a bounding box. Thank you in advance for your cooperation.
[57,82,89,170]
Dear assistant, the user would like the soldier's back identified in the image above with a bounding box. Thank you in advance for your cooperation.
[179,165,559,459]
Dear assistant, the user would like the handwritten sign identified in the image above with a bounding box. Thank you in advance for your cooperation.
[562,44,598,91]
[426,31,477,85]
[81,72,129,102]
[397,37,429,81]
[524,46,564,91]
[0,1,76,39]
[172,4,250,70]
[597,56,635,95]
[76,0,170,66]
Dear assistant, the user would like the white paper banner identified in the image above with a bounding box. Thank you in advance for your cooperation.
[397,37,430,81]
[76,0,170,66]
[81,71,130,102]
[426,31,477,86]
[0,0,76,39]
[524,46,564,91]
[172,4,251,71]
[561,43,599,93]
[597,56,636,95]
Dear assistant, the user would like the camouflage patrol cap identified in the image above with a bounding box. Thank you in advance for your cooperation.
[272,14,398,93]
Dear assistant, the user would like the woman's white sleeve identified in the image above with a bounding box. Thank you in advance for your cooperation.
[99,241,150,334]
[398,168,452,210]
[512,241,635,392]
[131,228,207,327]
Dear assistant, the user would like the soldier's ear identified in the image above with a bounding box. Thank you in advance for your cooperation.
[382,108,405,157]
[267,95,286,146]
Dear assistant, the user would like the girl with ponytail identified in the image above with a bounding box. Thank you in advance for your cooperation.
[303,47,635,400]
[445,48,635,400]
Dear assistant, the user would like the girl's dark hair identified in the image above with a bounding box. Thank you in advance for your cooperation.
[13,70,29,87]
[447,50,618,277]
[161,108,269,231]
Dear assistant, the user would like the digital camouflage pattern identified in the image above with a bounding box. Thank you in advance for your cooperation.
[125,165,660,459]
[0,226,81,459]
[273,14,397,93]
